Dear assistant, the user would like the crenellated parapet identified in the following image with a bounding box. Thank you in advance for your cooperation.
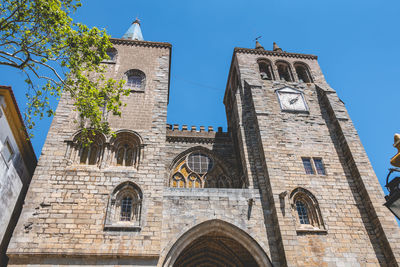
[166,124,230,144]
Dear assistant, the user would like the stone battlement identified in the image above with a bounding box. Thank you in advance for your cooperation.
[166,124,230,143]
[167,124,226,133]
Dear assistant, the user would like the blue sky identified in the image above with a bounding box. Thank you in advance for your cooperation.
[1,0,399,194]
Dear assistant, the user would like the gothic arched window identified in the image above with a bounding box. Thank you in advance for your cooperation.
[258,59,274,80]
[104,181,142,231]
[110,131,142,168]
[126,69,146,91]
[294,63,313,83]
[276,61,293,82]
[68,131,105,166]
[170,149,235,189]
[290,187,326,232]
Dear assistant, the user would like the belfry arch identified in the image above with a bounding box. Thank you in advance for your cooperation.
[161,220,272,267]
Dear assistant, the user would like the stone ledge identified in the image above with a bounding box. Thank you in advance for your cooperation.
[164,188,260,197]
[234,47,318,60]
[104,224,141,232]
[110,38,171,49]
[296,228,328,235]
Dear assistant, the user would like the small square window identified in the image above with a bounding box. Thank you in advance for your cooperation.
[313,158,326,175]
[302,158,314,175]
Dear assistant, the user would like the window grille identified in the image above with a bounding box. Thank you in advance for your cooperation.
[187,152,213,174]
[104,181,142,231]
[125,69,145,91]
[314,158,326,175]
[302,158,314,174]
[296,200,310,224]
[120,197,133,221]
[170,150,235,189]
[127,75,142,88]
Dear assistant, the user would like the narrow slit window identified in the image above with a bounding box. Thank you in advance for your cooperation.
[80,147,89,164]
[302,158,314,174]
[117,147,124,166]
[120,197,133,221]
[88,145,98,165]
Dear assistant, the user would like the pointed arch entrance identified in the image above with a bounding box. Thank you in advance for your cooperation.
[162,220,272,267]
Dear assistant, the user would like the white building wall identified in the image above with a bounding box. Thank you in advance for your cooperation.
[0,97,30,245]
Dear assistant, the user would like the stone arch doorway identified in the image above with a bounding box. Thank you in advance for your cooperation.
[161,220,272,267]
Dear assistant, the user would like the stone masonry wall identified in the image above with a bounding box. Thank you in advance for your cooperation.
[6,40,400,267]
[231,50,400,266]
[7,40,171,266]
[160,188,271,264]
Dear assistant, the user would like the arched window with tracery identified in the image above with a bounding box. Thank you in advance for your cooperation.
[104,181,142,231]
[125,69,146,91]
[258,59,274,80]
[67,131,105,166]
[110,131,142,168]
[276,61,293,82]
[170,149,237,189]
[294,62,313,83]
[290,187,325,232]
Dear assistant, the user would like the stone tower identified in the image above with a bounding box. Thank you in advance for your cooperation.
[223,42,400,266]
[6,23,400,266]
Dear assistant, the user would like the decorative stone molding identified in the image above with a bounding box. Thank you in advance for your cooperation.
[104,181,143,232]
[110,38,171,49]
[234,47,318,60]
[290,187,326,234]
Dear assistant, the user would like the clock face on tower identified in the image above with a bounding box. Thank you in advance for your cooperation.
[276,87,308,112]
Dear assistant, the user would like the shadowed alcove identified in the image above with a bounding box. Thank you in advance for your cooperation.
[162,220,272,267]
[174,232,258,267]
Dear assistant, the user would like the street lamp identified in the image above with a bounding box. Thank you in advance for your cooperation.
[384,134,400,219]
[384,168,400,219]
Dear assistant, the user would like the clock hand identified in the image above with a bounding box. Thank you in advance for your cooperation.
[289,96,299,104]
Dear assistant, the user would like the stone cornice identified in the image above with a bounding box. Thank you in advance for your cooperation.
[234,47,318,60]
[110,38,171,49]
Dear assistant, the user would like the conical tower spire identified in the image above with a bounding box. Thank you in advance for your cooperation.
[122,18,144,41]
[255,40,264,50]
[273,42,283,52]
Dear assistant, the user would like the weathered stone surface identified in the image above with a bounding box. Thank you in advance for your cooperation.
[6,40,400,267]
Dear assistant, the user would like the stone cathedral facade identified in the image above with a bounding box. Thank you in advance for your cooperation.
[6,21,400,266]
